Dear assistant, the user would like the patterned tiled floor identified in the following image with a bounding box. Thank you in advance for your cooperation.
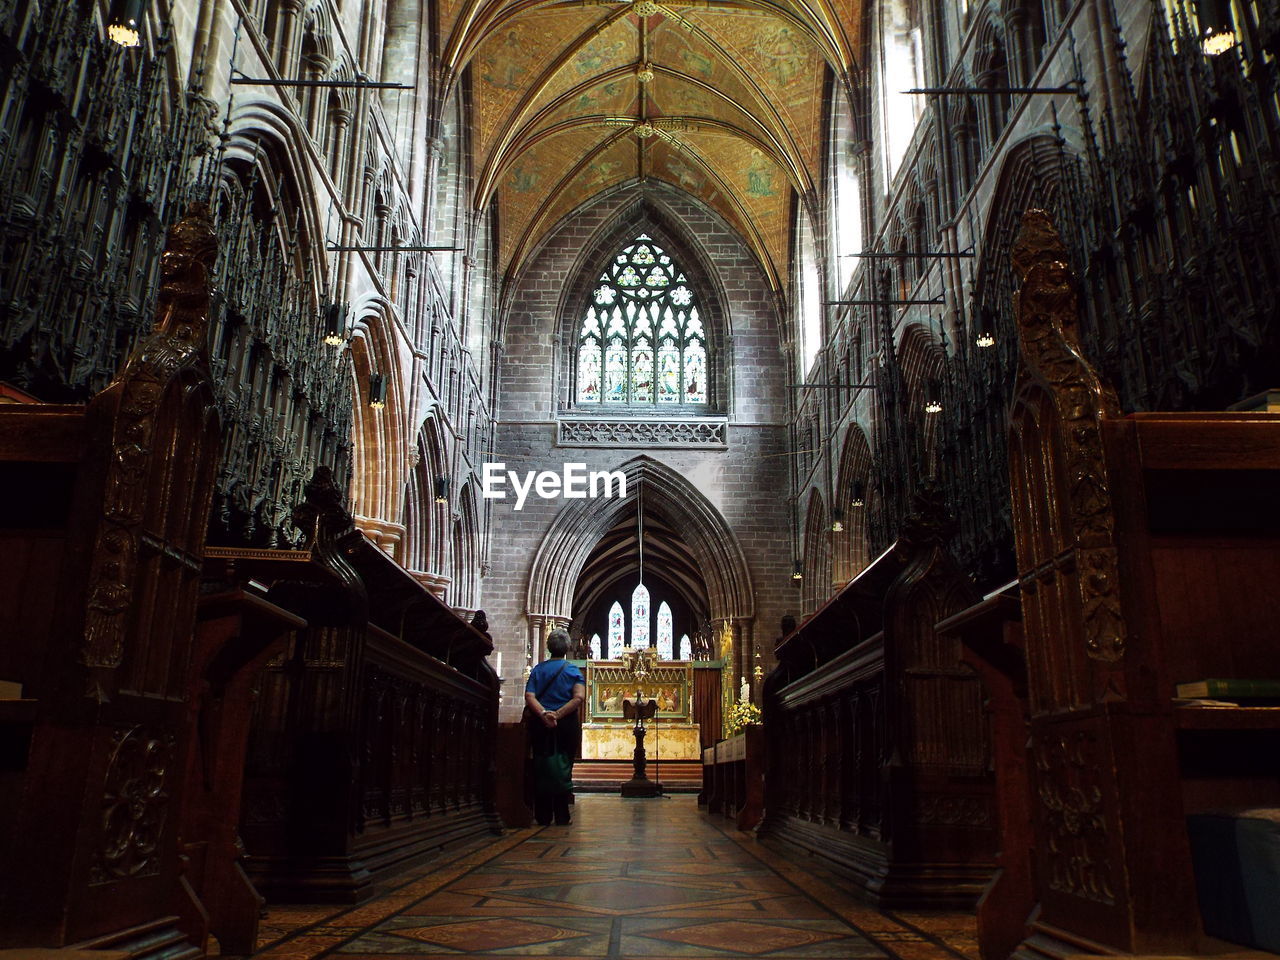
[252,796,979,960]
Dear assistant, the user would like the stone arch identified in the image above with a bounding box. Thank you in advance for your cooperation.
[800,489,830,616]
[451,479,480,611]
[972,133,1075,385]
[897,321,948,479]
[833,423,874,584]
[349,301,406,554]
[527,457,754,627]
[404,412,451,585]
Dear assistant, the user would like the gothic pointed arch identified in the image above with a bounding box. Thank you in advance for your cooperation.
[526,457,753,626]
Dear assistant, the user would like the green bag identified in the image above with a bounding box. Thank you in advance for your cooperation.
[533,751,573,794]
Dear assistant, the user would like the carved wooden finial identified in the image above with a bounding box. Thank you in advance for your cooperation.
[1011,208,1068,281]
[155,203,218,343]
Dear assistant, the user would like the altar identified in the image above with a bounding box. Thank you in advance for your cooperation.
[581,722,702,759]
[579,660,701,760]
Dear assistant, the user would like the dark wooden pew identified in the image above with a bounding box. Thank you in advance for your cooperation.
[980,210,1280,958]
[701,725,765,831]
[759,488,995,907]
[214,470,501,903]
[0,208,222,956]
[936,587,1031,960]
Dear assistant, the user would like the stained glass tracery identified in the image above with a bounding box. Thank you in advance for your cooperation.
[631,583,651,648]
[657,602,673,659]
[608,602,625,651]
[576,235,707,406]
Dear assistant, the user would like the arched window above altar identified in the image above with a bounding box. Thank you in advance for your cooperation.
[679,633,691,660]
[589,633,602,659]
[631,583,651,647]
[657,602,673,659]
[608,601,625,654]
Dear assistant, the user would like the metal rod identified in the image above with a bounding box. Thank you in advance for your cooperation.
[823,297,946,305]
[843,250,974,258]
[232,77,414,89]
[787,383,878,390]
[327,245,462,252]
[903,84,1081,95]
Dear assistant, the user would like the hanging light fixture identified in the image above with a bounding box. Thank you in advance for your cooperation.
[322,301,347,346]
[792,561,803,581]
[368,373,387,409]
[434,476,450,503]
[924,378,943,415]
[1197,0,1236,54]
[975,306,996,348]
[831,508,844,533]
[107,0,144,47]
[851,480,866,508]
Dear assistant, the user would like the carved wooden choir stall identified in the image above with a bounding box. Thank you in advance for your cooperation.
[0,208,223,955]
[0,208,501,954]
[760,490,995,907]
[222,476,500,904]
[945,210,1280,959]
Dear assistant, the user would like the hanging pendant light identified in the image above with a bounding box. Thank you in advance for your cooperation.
[322,301,347,346]
[434,476,450,503]
[851,480,866,507]
[792,561,803,581]
[924,378,943,414]
[108,0,144,47]
[831,509,844,533]
[1197,0,1236,54]
[368,374,387,409]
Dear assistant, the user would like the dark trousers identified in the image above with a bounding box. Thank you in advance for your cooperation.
[528,716,579,825]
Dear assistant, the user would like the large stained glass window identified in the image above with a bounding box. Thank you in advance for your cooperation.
[576,235,707,406]
[631,583,651,647]
[608,602,625,652]
[657,602,674,659]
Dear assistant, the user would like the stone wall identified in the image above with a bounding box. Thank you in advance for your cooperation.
[486,181,796,718]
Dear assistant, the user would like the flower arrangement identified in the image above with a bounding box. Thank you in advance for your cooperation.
[726,699,762,734]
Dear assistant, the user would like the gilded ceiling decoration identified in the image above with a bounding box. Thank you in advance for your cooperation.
[440,0,859,291]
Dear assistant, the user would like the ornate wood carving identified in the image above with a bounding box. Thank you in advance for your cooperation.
[1011,211,1125,663]
[92,725,175,885]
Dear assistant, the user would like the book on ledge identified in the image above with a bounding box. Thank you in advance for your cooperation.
[1176,678,1280,699]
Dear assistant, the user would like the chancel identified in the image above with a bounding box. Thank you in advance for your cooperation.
[2,1,1279,959]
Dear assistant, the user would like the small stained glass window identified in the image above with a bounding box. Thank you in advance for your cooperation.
[678,633,691,659]
[631,583,650,648]
[657,602,674,659]
[575,235,708,407]
[608,601,625,652]
[590,633,602,659]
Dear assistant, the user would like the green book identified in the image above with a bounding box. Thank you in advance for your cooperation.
[1175,678,1280,699]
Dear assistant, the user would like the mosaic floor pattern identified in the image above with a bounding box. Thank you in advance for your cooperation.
[252,796,979,960]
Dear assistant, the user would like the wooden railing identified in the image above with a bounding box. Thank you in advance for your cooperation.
[217,473,499,904]
[701,725,764,830]
[760,489,995,908]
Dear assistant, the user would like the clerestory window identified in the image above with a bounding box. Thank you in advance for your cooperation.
[576,235,707,407]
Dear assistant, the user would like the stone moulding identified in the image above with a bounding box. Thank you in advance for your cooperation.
[555,416,729,448]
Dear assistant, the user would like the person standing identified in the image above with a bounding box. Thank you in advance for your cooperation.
[525,630,586,825]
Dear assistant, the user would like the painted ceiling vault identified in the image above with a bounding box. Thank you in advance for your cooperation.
[438,0,860,290]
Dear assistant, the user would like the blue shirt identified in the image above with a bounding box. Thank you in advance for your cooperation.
[526,659,584,710]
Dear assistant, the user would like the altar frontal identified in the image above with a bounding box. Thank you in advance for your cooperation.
[582,661,701,759]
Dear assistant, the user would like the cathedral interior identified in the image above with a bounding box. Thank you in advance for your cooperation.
[2,0,1280,957]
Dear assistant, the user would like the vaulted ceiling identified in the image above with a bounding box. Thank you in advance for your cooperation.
[438,0,861,291]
